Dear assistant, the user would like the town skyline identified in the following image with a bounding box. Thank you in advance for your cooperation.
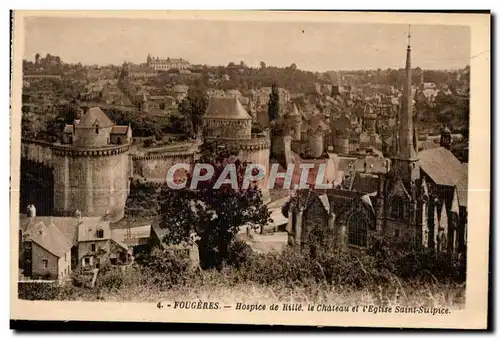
[23,17,470,72]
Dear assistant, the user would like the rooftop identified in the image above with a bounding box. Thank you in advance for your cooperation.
[78,107,114,128]
[204,97,252,120]
[24,220,73,258]
[419,147,468,207]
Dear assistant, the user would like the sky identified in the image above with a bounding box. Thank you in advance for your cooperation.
[23,16,470,72]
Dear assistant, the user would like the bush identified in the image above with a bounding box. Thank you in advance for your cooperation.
[18,282,59,300]
[95,265,124,291]
[227,239,253,268]
[139,247,192,289]
[70,266,95,288]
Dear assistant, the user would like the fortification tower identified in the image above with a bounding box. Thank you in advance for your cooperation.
[202,97,271,201]
[55,107,132,220]
[285,104,302,141]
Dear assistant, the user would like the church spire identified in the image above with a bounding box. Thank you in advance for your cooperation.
[391,25,420,184]
[398,25,418,161]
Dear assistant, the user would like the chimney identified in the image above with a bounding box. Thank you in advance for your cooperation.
[27,204,36,219]
[75,209,82,224]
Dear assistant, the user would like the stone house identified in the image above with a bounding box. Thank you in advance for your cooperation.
[76,214,130,268]
[21,214,73,281]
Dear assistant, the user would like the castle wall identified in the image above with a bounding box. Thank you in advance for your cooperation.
[21,139,131,220]
[203,119,252,140]
[52,148,130,219]
[132,152,195,180]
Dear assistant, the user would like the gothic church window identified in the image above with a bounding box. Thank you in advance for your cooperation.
[347,213,368,247]
[390,197,406,221]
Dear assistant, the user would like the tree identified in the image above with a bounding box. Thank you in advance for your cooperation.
[178,83,209,137]
[260,61,266,69]
[267,83,280,122]
[157,145,271,269]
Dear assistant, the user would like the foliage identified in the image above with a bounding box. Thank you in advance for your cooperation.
[18,282,59,300]
[226,239,254,269]
[95,264,124,291]
[139,247,193,289]
[178,82,209,136]
[267,83,280,122]
[158,145,272,269]
[70,266,95,288]
[125,181,161,220]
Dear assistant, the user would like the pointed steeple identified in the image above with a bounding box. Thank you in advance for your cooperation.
[399,26,418,161]
[391,25,420,184]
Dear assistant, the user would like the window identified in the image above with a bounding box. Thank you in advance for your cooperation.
[91,243,96,252]
[390,197,406,221]
[84,257,90,266]
[95,124,99,134]
[97,229,104,238]
[41,259,48,269]
[347,213,368,247]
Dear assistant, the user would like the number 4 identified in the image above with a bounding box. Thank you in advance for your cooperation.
[157,302,163,309]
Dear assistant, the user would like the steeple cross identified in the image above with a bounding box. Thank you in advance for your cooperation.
[407,25,411,48]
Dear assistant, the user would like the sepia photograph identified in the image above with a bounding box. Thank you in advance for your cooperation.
[10,10,490,329]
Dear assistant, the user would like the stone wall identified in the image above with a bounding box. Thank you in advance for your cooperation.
[52,149,130,219]
[203,119,252,140]
[29,241,59,280]
[132,152,195,180]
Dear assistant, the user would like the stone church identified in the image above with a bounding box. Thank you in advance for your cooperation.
[284,35,468,254]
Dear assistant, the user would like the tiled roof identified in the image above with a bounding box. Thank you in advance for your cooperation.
[419,147,467,187]
[110,126,129,135]
[204,97,252,120]
[24,221,72,258]
[78,107,114,128]
[21,216,79,246]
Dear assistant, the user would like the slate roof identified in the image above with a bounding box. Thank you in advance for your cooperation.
[204,97,252,120]
[419,147,468,207]
[78,107,114,128]
[24,221,73,258]
[110,126,129,135]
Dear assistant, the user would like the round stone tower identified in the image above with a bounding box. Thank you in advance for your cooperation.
[53,107,132,220]
[203,97,271,201]
[285,104,302,141]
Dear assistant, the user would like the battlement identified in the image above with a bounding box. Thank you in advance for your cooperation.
[131,151,195,161]
[205,136,271,151]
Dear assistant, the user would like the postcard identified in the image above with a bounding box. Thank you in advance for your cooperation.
[10,10,490,329]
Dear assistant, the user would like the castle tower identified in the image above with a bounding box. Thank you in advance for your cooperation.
[53,107,131,220]
[391,27,420,184]
[286,104,302,141]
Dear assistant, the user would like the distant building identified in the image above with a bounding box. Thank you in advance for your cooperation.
[146,54,190,71]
